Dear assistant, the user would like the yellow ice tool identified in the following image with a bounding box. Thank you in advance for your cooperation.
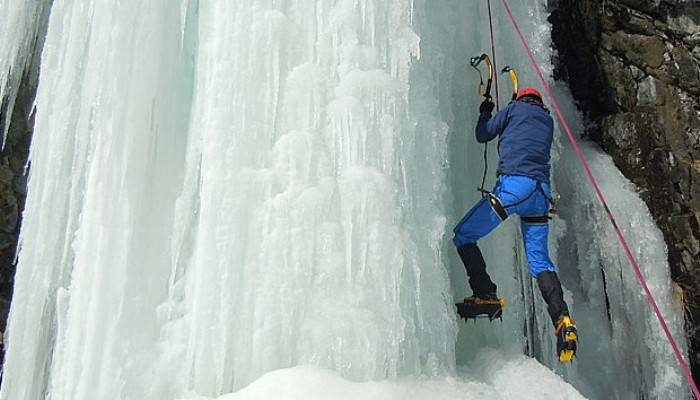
[470,53,494,99]
[501,65,519,101]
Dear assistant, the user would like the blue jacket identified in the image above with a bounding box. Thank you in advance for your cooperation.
[475,100,554,184]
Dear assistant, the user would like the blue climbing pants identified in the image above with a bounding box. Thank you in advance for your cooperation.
[453,175,556,277]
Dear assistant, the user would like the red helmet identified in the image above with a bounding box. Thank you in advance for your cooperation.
[516,87,543,101]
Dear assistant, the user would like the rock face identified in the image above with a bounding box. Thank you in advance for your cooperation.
[0,70,36,367]
[0,6,49,368]
[550,0,700,380]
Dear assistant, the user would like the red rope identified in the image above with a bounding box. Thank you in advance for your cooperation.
[499,0,700,397]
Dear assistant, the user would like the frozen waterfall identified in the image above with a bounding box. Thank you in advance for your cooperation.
[0,0,689,399]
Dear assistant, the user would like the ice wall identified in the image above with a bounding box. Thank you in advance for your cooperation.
[1,1,197,399]
[0,0,690,399]
[167,0,455,395]
[548,87,689,399]
[421,1,689,398]
[2,0,455,399]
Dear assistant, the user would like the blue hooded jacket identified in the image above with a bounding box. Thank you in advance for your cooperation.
[475,100,554,184]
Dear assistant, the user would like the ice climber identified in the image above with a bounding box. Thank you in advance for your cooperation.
[453,87,578,362]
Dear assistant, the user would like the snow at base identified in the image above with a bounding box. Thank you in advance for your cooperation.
[185,350,585,400]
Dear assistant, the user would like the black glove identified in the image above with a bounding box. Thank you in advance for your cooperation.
[479,99,495,114]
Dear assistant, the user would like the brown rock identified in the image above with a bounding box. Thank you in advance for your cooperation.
[669,45,700,93]
[598,50,638,110]
[602,31,666,68]
[0,188,18,235]
[551,0,700,382]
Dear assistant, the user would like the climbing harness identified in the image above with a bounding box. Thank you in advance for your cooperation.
[499,0,700,396]
[520,215,549,225]
[484,180,558,223]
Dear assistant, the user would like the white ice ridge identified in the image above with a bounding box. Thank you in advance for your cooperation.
[185,350,586,400]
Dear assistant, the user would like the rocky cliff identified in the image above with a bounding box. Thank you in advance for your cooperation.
[550,0,700,379]
[0,68,34,366]
[0,3,50,367]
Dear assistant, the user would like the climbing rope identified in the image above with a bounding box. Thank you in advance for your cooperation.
[477,0,499,195]
[498,0,700,397]
[487,0,500,108]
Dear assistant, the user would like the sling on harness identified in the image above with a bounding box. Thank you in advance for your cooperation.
[483,180,559,222]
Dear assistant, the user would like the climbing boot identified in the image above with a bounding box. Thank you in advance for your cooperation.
[555,315,578,362]
[457,243,497,298]
[536,271,569,326]
[537,271,577,362]
[456,293,505,321]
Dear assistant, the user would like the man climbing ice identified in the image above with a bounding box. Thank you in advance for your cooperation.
[453,87,578,362]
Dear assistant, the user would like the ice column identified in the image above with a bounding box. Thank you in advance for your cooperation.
[168,0,455,394]
[0,1,197,399]
[1,1,457,399]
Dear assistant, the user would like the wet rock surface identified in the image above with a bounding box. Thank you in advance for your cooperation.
[550,0,700,381]
[0,1,53,372]
[0,69,35,368]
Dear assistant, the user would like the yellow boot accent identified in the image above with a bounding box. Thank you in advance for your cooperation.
[464,297,506,308]
[555,316,578,362]
[559,347,576,362]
